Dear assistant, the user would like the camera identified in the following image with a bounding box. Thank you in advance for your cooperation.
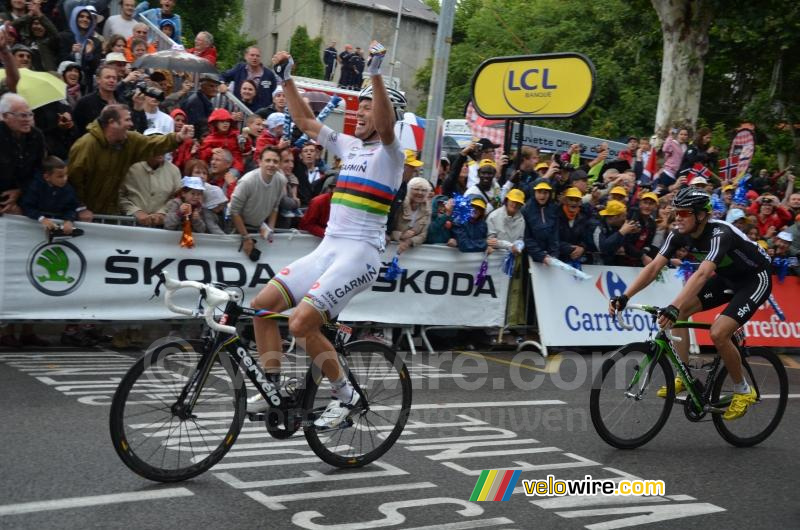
[248,247,261,262]
[135,82,165,102]
[552,151,574,171]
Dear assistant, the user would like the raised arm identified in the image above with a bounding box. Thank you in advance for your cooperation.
[363,41,396,145]
[271,51,322,140]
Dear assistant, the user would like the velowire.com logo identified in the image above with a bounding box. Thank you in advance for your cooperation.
[26,240,86,296]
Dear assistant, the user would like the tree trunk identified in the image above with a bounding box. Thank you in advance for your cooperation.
[651,0,713,138]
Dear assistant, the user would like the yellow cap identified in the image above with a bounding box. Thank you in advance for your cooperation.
[478,158,497,169]
[757,239,768,250]
[563,187,583,199]
[506,189,525,204]
[535,162,549,171]
[609,186,628,197]
[404,149,423,167]
[534,181,553,191]
[470,197,487,209]
[723,184,735,192]
[640,191,659,203]
[599,200,627,216]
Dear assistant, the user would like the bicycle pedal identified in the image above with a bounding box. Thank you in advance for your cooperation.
[247,412,266,421]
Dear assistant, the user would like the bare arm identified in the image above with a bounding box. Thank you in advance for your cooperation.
[624,253,668,300]
[367,73,396,145]
[266,209,278,230]
[272,52,322,140]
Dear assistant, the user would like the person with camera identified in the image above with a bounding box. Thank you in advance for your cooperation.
[229,146,286,260]
[747,192,792,238]
[620,191,659,266]
[592,199,641,265]
[500,146,538,199]
[447,137,500,190]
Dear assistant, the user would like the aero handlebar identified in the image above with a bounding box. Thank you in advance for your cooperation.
[159,272,240,335]
[614,303,682,343]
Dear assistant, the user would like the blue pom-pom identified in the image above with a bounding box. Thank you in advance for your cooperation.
[711,193,726,215]
[382,256,406,281]
[675,260,697,284]
[451,194,474,225]
[502,252,515,276]
[733,175,750,205]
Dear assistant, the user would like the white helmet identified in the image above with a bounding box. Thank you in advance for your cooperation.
[358,85,407,120]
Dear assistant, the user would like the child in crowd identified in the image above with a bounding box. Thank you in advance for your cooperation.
[198,109,247,177]
[426,195,454,245]
[452,196,489,252]
[21,156,79,234]
[164,177,224,234]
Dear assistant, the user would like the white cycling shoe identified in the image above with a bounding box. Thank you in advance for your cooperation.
[313,391,360,429]
[246,378,298,414]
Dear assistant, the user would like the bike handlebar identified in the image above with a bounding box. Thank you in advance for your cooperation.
[614,303,682,343]
[159,272,240,335]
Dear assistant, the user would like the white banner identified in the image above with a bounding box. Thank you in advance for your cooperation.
[530,262,685,346]
[0,216,509,326]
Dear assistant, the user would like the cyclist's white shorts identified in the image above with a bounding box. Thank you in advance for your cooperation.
[268,235,381,322]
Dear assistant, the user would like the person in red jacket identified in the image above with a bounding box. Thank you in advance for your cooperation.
[746,193,792,238]
[198,108,249,176]
[188,31,217,66]
[170,108,195,173]
[299,174,336,238]
[254,111,290,161]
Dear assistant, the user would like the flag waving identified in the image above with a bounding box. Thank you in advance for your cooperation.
[642,148,658,184]
[687,163,713,184]
[718,156,740,181]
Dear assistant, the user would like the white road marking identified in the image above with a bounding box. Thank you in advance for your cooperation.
[0,488,193,517]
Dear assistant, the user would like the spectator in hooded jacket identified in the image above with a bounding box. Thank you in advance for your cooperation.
[58,5,102,92]
[198,108,248,176]
[557,186,595,264]
[452,196,489,253]
[522,180,559,263]
[12,7,60,71]
[135,0,182,42]
[390,176,432,254]
[169,108,194,172]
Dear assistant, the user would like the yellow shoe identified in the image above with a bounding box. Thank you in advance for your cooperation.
[722,387,757,421]
[656,377,684,398]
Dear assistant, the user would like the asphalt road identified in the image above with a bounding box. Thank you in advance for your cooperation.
[1,342,798,529]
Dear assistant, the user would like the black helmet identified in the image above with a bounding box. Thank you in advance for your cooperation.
[672,186,711,212]
[358,85,407,120]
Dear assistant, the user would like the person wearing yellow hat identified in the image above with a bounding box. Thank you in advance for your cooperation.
[451,194,490,252]
[721,183,735,207]
[487,188,526,254]
[521,178,559,264]
[465,158,501,215]
[557,187,593,263]
[593,200,643,264]
[609,185,628,203]
[621,191,659,266]
[403,149,423,176]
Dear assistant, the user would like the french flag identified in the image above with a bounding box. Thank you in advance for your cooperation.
[642,148,657,184]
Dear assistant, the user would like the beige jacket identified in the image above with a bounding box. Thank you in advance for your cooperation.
[390,199,432,248]
[119,160,182,216]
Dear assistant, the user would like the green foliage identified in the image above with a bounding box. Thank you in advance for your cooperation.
[422,0,441,14]
[289,26,325,79]
[176,0,255,70]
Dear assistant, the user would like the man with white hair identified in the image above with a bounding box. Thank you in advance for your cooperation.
[0,93,45,214]
[189,30,217,66]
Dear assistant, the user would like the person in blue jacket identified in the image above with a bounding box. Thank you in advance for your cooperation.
[452,196,489,252]
[135,0,182,42]
[522,180,559,263]
[21,156,80,234]
[220,46,278,111]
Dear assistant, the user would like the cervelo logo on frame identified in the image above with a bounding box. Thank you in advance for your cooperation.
[27,240,87,297]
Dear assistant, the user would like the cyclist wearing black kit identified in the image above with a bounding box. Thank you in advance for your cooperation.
[609,187,768,420]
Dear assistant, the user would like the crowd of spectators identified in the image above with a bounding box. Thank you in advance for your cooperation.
[0,0,798,347]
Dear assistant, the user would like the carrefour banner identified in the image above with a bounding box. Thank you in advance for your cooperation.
[0,216,509,326]
[530,262,685,347]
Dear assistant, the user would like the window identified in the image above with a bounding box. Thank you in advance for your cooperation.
[273,0,281,12]
[271,33,279,57]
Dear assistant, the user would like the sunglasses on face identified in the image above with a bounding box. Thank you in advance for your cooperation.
[674,209,695,218]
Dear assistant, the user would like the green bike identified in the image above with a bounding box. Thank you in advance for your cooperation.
[590,304,788,449]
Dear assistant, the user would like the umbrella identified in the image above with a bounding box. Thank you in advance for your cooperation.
[0,68,66,110]
[132,49,217,74]
[394,112,425,151]
[302,91,331,114]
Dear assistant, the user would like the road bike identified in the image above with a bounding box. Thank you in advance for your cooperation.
[590,304,788,449]
[109,272,412,482]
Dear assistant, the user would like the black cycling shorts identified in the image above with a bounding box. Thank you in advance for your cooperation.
[697,271,772,325]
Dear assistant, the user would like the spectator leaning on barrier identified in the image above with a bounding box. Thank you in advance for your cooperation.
[21,156,80,234]
[164,176,224,234]
[487,188,525,253]
[390,176,432,254]
[230,146,287,259]
[299,174,337,238]
[68,104,194,214]
[452,196,489,252]
[557,186,595,264]
[426,194,454,245]
[522,180,559,264]
[0,92,45,214]
[207,148,238,199]
[118,130,182,227]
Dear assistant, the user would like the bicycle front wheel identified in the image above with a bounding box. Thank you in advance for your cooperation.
[711,348,788,447]
[109,339,246,482]
[303,340,412,468]
[590,342,674,449]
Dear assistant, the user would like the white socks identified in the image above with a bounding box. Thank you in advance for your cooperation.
[733,380,750,394]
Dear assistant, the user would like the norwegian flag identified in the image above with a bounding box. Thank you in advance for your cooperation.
[641,148,658,184]
[465,101,505,153]
[718,156,739,181]
[687,163,713,183]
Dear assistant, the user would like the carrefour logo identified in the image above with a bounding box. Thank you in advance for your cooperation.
[595,271,627,300]
[27,241,86,296]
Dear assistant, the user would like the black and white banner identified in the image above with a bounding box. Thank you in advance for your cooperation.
[0,216,509,326]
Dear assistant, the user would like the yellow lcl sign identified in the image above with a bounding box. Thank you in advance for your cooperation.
[471,53,595,119]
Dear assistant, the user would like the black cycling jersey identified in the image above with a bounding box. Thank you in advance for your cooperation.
[658,219,771,281]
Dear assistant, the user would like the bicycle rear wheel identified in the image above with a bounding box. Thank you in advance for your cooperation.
[303,340,412,468]
[711,348,788,447]
[109,339,246,482]
[590,342,674,449]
